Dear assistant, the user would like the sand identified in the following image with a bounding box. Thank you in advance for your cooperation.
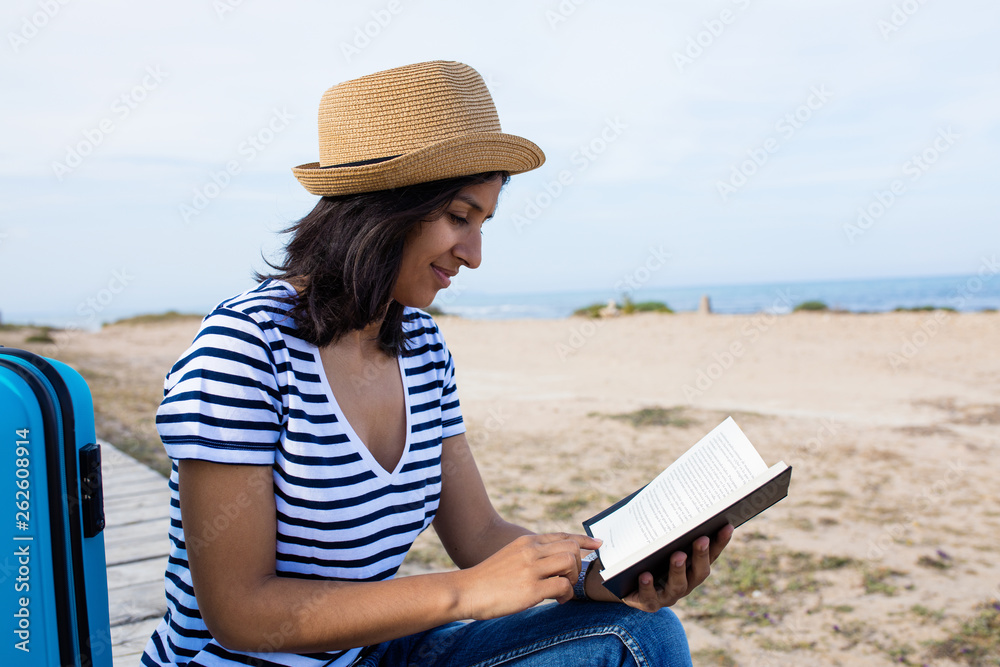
[4,310,998,666]
[432,311,1000,666]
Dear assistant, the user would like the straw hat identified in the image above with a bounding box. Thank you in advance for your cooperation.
[292,61,546,196]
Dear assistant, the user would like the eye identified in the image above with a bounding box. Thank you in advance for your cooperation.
[449,213,468,225]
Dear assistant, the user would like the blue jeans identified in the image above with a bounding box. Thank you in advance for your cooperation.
[353,601,692,667]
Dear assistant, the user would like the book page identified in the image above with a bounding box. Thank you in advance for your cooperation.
[590,417,767,569]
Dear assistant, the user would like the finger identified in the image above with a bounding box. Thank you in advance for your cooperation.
[533,532,582,544]
[539,573,574,604]
[571,534,603,550]
[637,571,660,604]
[533,535,603,575]
[664,551,689,601]
[687,537,712,588]
[532,538,584,572]
[708,523,734,562]
[622,571,658,611]
[535,532,603,551]
[537,532,603,550]
[536,550,583,584]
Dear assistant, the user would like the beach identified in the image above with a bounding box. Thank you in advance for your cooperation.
[5,310,998,665]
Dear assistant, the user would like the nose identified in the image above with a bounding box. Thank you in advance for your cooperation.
[454,227,482,270]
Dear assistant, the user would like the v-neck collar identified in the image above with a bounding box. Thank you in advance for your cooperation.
[313,350,413,481]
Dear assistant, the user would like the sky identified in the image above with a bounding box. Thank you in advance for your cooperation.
[1,0,998,326]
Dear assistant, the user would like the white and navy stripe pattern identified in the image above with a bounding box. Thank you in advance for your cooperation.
[141,280,464,667]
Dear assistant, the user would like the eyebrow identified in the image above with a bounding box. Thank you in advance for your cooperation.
[453,192,496,220]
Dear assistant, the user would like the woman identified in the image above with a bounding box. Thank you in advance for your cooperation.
[141,60,732,667]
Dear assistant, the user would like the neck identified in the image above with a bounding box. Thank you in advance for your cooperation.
[336,319,384,359]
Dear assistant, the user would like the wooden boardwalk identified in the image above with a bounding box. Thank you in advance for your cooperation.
[101,441,171,667]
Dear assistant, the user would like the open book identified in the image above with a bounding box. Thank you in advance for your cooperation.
[583,417,791,599]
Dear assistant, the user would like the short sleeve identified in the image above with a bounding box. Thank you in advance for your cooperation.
[438,338,465,440]
[156,308,284,465]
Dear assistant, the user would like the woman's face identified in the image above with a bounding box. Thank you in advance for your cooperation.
[392,177,503,308]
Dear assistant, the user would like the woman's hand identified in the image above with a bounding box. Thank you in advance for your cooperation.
[622,523,734,612]
[455,533,602,620]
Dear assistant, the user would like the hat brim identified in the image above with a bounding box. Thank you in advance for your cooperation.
[292,132,545,196]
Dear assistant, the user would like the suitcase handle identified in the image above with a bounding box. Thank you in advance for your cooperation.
[79,443,106,537]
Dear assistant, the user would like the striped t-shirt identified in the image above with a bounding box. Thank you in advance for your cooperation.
[141,280,465,667]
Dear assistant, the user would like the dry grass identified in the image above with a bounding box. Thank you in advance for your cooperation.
[925,601,1000,666]
[590,405,697,429]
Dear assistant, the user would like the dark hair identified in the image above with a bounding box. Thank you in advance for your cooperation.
[259,171,509,356]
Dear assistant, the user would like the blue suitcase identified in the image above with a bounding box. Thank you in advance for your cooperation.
[0,348,111,667]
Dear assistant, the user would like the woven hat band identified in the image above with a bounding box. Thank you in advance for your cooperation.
[321,155,401,169]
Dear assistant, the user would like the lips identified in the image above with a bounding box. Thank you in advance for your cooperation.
[432,264,456,288]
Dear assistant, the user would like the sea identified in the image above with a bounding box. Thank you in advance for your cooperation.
[432,274,1000,320]
[7,273,999,329]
